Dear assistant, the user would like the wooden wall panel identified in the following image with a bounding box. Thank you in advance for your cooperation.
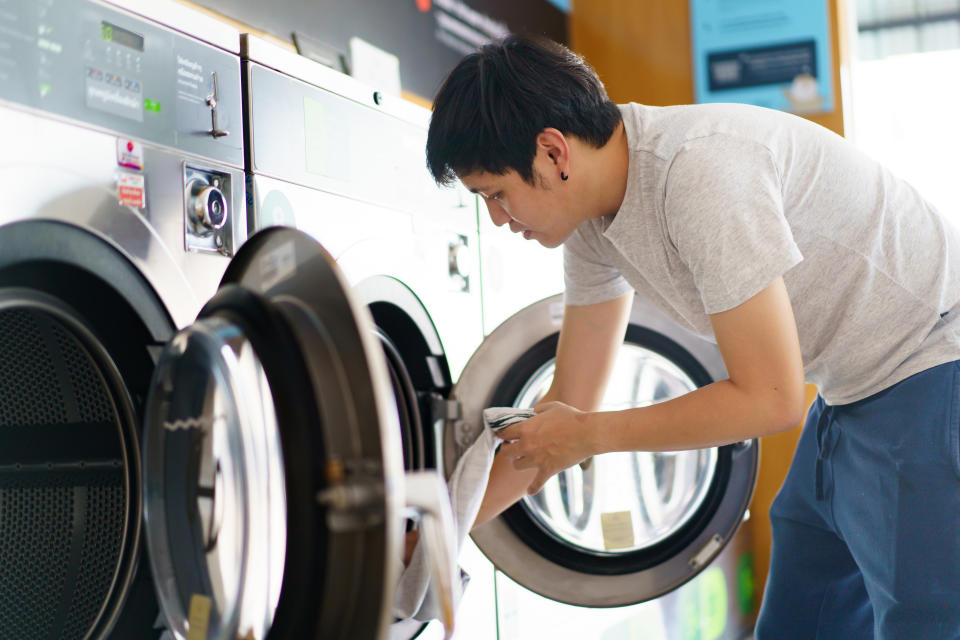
[572,0,850,614]
[570,0,695,106]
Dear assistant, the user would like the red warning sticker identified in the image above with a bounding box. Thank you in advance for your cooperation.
[117,172,146,209]
[116,138,144,170]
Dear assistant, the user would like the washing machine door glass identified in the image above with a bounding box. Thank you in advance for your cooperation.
[143,317,283,640]
[143,228,404,640]
[449,295,758,608]
[512,346,718,555]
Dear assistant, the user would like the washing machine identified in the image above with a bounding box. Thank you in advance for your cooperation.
[242,35,479,637]
[240,34,760,640]
[0,2,455,640]
[475,201,760,639]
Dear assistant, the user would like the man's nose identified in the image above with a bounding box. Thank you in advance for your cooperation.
[486,201,511,227]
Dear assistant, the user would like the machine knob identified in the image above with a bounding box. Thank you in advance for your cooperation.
[187,180,228,233]
[206,71,230,138]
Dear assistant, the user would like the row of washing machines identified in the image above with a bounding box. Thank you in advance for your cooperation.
[0,1,760,639]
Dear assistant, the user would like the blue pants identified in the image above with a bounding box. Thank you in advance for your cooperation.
[756,361,960,639]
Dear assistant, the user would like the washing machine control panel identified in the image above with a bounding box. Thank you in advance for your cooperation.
[0,0,242,167]
[247,63,464,216]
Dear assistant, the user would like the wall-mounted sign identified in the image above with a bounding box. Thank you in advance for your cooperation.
[690,0,833,114]
[195,0,566,101]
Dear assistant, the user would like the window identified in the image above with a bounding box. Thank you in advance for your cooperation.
[850,0,960,224]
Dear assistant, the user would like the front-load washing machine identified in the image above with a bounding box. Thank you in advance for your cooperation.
[239,34,760,639]
[0,3,455,640]
[242,37,480,637]
[241,34,483,483]
[476,197,759,638]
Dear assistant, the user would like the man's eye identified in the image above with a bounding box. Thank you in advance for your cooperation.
[490,192,503,201]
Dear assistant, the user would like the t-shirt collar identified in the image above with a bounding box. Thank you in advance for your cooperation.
[601,103,642,242]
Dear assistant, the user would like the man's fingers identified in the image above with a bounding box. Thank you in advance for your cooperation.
[528,474,548,495]
[511,456,536,471]
[499,441,521,458]
[497,424,521,441]
[403,529,420,567]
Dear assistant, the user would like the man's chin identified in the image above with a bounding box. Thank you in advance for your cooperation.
[536,236,562,249]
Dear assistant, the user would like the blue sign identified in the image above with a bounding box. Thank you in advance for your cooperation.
[690,0,833,114]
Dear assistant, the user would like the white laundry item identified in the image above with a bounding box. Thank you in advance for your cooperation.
[390,407,535,631]
[386,617,429,640]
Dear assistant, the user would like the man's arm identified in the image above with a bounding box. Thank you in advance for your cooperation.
[498,277,806,493]
[472,292,634,528]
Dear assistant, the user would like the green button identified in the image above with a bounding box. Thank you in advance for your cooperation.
[143,99,161,113]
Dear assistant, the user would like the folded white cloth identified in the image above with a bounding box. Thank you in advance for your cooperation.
[482,407,536,434]
[390,407,535,630]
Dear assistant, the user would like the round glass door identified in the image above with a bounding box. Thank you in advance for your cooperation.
[513,345,717,555]
[455,295,759,607]
[142,315,286,640]
[143,228,406,640]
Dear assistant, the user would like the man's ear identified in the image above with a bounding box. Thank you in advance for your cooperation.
[536,128,570,175]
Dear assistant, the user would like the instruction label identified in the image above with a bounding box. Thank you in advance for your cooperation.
[185,594,212,640]
[600,510,635,550]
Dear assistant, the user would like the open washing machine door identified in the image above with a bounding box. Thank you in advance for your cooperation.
[141,227,456,640]
[446,295,759,608]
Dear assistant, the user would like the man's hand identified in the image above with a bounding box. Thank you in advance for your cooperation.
[403,528,420,567]
[497,401,597,495]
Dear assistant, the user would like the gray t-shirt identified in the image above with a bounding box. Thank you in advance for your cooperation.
[564,102,960,404]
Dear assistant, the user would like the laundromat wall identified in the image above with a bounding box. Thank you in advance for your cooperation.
[569,0,853,599]
[178,0,848,614]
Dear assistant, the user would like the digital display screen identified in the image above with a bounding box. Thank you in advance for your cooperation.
[100,21,144,52]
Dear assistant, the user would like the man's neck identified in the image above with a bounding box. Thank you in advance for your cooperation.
[577,121,630,221]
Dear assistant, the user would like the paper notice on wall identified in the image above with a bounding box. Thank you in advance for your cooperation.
[690,0,834,114]
[349,36,401,96]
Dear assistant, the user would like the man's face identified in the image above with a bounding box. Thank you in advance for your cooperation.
[459,165,574,249]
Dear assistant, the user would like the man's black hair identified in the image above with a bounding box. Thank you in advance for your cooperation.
[426,35,622,186]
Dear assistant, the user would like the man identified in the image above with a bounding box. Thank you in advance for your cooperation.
[425,35,960,639]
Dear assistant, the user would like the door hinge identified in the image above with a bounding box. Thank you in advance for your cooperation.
[430,395,478,450]
[430,394,461,421]
[316,458,386,531]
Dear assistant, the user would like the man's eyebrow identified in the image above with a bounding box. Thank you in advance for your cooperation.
[467,187,486,195]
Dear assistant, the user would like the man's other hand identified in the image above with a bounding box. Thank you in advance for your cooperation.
[497,401,597,495]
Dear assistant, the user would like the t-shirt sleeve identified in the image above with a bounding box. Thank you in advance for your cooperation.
[664,135,803,314]
[562,221,634,306]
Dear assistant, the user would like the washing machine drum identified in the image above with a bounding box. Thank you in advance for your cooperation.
[141,228,405,640]
[0,303,139,640]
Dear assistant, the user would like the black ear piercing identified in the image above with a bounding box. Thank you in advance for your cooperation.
[560,172,568,181]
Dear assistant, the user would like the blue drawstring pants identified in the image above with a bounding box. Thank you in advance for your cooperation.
[756,360,960,639]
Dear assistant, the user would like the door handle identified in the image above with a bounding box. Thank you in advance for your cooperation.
[206,71,230,139]
[402,470,457,640]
